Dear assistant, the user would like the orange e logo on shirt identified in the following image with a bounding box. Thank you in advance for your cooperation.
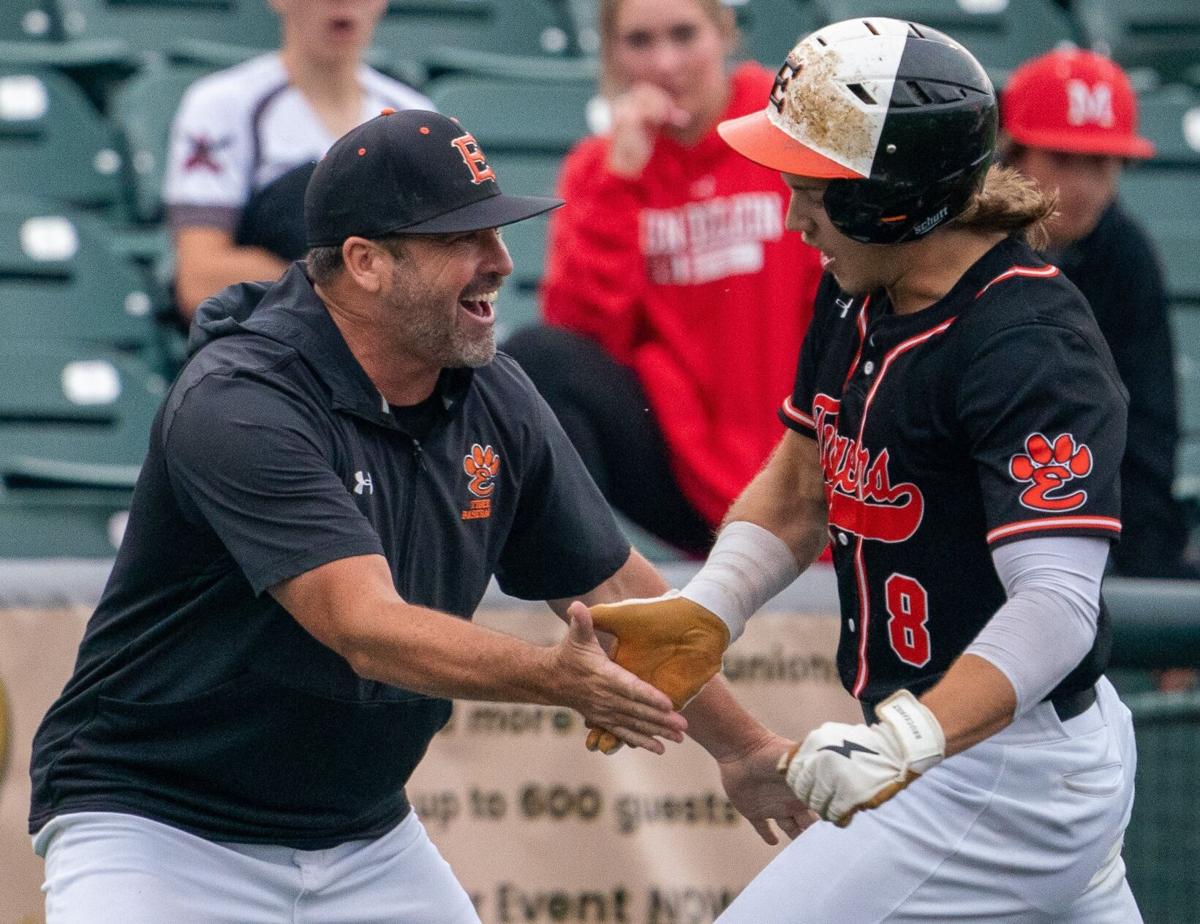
[450,132,496,185]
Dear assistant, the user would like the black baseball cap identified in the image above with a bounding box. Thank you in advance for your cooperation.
[304,109,562,247]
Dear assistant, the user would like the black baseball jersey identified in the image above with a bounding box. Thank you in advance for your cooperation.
[780,237,1127,706]
[29,263,630,848]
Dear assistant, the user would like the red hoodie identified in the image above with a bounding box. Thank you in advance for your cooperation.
[542,63,823,527]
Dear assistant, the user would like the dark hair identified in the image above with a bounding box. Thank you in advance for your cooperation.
[305,245,344,287]
[305,235,410,287]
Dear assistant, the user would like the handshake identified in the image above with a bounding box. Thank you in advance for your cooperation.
[585,592,945,829]
[584,591,731,754]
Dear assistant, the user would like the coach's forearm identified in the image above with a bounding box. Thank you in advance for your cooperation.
[340,600,558,701]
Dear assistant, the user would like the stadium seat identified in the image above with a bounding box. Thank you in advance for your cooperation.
[372,0,576,74]
[810,0,1078,84]
[0,1,62,41]
[733,0,818,69]
[0,338,162,495]
[1171,303,1200,499]
[1122,691,1200,922]
[1171,303,1200,431]
[0,333,149,558]
[0,3,136,103]
[1121,87,1200,299]
[0,486,134,557]
[427,72,595,153]
[1074,0,1200,88]
[53,0,279,58]
[0,197,160,361]
[0,66,126,217]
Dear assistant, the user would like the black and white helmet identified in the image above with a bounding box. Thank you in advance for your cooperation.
[718,17,997,244]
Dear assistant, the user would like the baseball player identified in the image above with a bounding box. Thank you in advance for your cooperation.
[28,110,693,923]
[585,19,1143,922]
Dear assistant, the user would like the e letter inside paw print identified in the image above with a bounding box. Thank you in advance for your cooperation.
[1008,433,1092,511]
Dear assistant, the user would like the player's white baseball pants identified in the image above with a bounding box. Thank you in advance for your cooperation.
[34,808,481,923]
[721,676,1143,923]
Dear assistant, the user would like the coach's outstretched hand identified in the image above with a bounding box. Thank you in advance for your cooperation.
[554,602,688,754]
[580,592,730,754]
[778,689,945,827]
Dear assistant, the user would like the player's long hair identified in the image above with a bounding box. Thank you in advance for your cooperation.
[951,164,1057,250]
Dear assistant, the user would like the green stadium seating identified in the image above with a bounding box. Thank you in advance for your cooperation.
[0,66,126,217]
[0,332,147,558]
[372,0,575,74]
[0,338,162,498]
[0,197,161,359]
[427,72,595,152]
[1074,0,1200,88]
[733,0,818,70]
[809,0,1078,84]
[1122,690,1200,923]
[0,486,134,557]
[0,1,62,41]
[54,0,278,57]
[1121,88,1200,299]
[0,3,136,106]
[1170,303,1200,501]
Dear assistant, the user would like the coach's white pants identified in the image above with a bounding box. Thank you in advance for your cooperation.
[721,676,1144,923]
[35,809,481,923]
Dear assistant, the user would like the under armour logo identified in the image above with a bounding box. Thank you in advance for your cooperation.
[353,470,374,495]
[819,739,879,759]
[1066,80,1114,128]
[835,296,854,319]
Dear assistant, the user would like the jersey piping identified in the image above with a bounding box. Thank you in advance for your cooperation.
[987,515,1122,544]
[850,315,958,698]
[976,263,1060,299]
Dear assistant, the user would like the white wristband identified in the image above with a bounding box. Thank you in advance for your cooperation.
[679,521,800,643]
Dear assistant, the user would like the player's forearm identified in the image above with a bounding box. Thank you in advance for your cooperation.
[682,676,780,762]
[918,653,1017,756]
[724,434,829,569]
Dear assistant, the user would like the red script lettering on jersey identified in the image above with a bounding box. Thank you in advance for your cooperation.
[813,394,924,543]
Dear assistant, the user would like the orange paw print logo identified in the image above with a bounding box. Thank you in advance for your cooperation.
[1009,433,1092,512]
[463,443,500,498]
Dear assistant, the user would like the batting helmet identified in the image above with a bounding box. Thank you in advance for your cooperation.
[718,17,997,244]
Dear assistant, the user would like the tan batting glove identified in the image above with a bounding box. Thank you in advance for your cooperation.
[776,689,944,827]
[585,591,730,754]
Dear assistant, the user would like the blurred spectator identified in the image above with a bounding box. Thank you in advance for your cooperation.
[163,0,430,321]
[506,0,822,556]
[1001,48,1199,579]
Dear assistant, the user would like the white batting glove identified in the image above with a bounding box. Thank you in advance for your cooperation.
[777,690,945,827]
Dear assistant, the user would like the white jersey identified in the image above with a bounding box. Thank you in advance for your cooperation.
[163,53,431,232]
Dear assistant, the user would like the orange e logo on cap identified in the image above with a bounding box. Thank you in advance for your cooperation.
[450,132,496,185]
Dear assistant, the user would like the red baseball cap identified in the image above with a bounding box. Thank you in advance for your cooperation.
[1001,48,1154,160]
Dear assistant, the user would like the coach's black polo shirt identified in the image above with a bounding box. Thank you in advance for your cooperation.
[30,263,630,848]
